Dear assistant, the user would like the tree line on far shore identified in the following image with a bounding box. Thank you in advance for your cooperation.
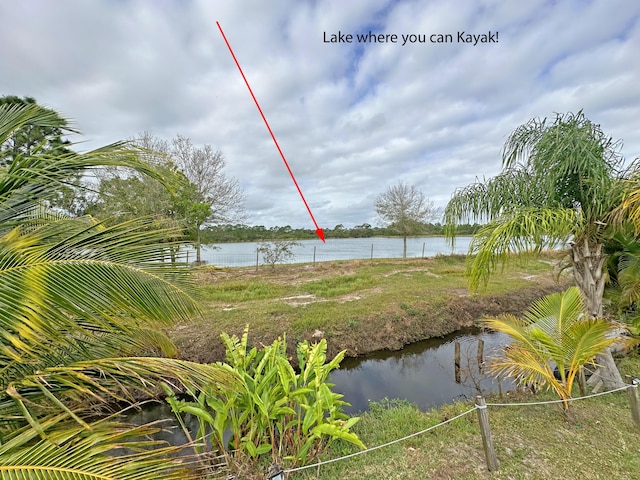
[201,222,482,243]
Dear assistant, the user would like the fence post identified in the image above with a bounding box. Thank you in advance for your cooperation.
[454,342,461,384]
[475,396,499,471]
[256,248,259,272]
[628,381,640,427]
[422,242,425,259]
[370,244,374,260]
[313,245,316,267]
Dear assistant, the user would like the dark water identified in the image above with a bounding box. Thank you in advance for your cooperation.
[331,328,514,414]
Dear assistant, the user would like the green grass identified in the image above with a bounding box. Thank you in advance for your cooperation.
[292,354,640,479]
[304,274,375,297]
[197,280,290,302]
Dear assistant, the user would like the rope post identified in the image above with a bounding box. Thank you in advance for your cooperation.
[256,248,259,272]
[370,243,374,260]
[454,342,461,384]
[477,339,485,374]
[628,381,640,427]
[266,463,284,479]
[475,396,499,471]
[313,245,316,267]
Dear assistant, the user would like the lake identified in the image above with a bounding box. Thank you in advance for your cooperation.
[189,236,473,267]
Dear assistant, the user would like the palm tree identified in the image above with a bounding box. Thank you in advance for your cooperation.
[444,110,628,389]
[0,102,237,478]
[484,287,615,412]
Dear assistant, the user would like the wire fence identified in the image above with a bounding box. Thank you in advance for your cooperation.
[266,382,640,478]
[188,239,474,268]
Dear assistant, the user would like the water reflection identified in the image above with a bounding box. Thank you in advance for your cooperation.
[331,329,514,414]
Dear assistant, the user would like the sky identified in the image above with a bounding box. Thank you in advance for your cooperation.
[1,0,639,229]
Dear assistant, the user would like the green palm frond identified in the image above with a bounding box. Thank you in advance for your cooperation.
[483,287,615,409]
[0,216,198,378]
[4,358,239,428]
[466,208,579,290]
[0,102,227,477]
[444,169,545,238]
[0,414,204,480]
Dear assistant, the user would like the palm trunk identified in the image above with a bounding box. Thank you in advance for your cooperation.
[571,237,625,389]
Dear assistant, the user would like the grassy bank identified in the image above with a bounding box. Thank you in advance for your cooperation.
[172,252,571,364]
[292,353,640,480]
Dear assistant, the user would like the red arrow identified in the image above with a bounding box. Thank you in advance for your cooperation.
[216,21,325,243]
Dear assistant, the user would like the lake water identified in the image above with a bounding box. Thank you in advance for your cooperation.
[190,236,473,267]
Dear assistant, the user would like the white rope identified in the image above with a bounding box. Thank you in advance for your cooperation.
[283,406,478,474]
[485,384,630,407]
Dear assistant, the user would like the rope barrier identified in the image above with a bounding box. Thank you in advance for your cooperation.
[280,384,633,476]
[283,406,478,474]
[485,384,630,407]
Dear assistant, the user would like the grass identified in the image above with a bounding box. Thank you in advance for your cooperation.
[292,353,640,479]
[172,251,571,364]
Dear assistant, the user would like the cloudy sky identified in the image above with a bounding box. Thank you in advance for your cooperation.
[1,0,639,229]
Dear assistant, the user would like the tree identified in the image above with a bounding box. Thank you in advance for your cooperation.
[172,134,245,263]
[258,240,300,270]
[375,182,438,258]
[444,110,629,389]
[0,102,236,478]
[484,287,615,413]
[0,95,72,164]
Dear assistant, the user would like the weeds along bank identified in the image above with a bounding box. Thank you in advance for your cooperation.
[172,253,571,364]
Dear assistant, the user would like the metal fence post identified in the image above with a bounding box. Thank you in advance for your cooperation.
[475,396,499,471]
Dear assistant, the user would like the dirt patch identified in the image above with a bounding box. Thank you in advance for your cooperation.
[383,268,441,278]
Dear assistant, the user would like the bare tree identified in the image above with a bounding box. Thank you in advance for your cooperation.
[172,135,245,263]
[375,182,438,258]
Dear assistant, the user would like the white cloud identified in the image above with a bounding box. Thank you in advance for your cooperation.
[1,0,639,228]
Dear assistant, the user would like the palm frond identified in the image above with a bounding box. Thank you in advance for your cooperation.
[0,414,206,480]
[466,208,578,290]
[444,169,545,239]
[483,287,615,408]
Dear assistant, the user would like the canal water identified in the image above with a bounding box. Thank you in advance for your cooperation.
[331,328,513,414]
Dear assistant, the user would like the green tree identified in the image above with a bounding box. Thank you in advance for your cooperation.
[0,95,72,164]
[444,110,629,389]
[484,287,615,413]
[376,182,438,258]
[0,102,236,478]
